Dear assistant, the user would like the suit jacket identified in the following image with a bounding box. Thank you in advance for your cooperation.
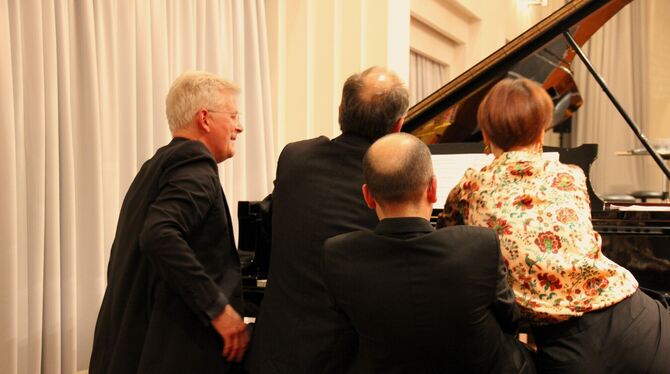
[89,138,243,374]
[322,217,534,374]
[248,133,379,373]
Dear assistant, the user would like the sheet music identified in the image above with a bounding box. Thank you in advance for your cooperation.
[431,154,493,209]
[431,152,560,209]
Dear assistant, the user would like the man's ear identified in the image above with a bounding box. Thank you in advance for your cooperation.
[427,176,437,204]
[392,117,404,133]
[196,109,211,134]
[362,184,377,210]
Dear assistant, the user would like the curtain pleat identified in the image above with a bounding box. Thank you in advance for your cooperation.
[69,2,107,370]
[0,0,19,372]
[116,0,140,199]
[1,1,274,372]
[409,50,447,106]
[149,1,171,151]
[42,0,65,372]
[54,1,77,373]
[17,1,46,374]
[255,1,275,192]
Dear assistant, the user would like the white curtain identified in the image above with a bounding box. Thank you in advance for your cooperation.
[0,0,275,373]
[409,50,448,106]
[571,0,650,195]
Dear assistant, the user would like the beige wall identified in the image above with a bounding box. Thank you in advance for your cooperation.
[266,0,566,157]
[409,0,564,81]
[265,0,410,156]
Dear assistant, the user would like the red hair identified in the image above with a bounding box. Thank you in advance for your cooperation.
[477,78,553,151]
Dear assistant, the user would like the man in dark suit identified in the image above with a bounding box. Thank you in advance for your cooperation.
[247,66,409,373]
[89,71,249,373]
[322,133,535,373]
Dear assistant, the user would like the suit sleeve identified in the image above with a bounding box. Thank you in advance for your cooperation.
[321,237,359,372]
[139,149,228,325]
[490,233,520,334]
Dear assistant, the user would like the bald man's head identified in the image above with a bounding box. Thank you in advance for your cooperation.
[363,133,434,205]
[339,66,409,141]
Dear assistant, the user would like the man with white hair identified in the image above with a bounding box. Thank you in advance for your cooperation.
[90,71,248,373]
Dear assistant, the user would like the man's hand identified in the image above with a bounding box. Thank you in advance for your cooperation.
[211,304,250,362]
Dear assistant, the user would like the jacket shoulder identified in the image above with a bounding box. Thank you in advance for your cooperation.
[164,140,215,162]
[324,230,370,251]
[435,224,496,238]
[280,136,330,155]
[151,140,219,188]
[433,225,499,256]
[155,140,216,171]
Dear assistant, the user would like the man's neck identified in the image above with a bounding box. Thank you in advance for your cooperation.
[172,128,199,141]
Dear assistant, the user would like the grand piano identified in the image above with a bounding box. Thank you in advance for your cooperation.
[401,0,670,294]
[239,0,670,314]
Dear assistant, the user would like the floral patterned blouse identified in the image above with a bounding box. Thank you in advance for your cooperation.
[437,150,638,324]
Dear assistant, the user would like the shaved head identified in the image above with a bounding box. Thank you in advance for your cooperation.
[363,133,434,204]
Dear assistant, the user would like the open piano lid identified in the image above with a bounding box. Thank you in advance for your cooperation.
[403,0,633,144]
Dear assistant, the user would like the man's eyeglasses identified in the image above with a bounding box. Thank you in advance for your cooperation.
[207,109,241,123]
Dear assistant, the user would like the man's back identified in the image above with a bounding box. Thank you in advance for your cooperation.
[322,218,532,373]
[249,133,378,373]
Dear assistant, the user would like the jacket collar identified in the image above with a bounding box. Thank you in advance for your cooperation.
[171,136,190,143]
[333,132,373,148]
[374,217,435,236]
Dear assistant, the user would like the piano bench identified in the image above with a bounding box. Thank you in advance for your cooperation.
[631,190,667,202]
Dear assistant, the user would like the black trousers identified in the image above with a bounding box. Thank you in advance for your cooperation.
[532,289,670,374]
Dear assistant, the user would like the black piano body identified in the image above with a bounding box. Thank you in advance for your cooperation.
[593,208,670,293]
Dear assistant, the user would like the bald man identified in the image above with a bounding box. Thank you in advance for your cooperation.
[248,67,409,373]
[321,133,535,373]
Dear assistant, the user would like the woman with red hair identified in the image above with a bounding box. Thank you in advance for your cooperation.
[437,77,669,373]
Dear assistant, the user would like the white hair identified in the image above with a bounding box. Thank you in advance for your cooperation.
[165,71,239,133]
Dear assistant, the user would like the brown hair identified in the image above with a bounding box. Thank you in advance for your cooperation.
[477,78,553,151]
